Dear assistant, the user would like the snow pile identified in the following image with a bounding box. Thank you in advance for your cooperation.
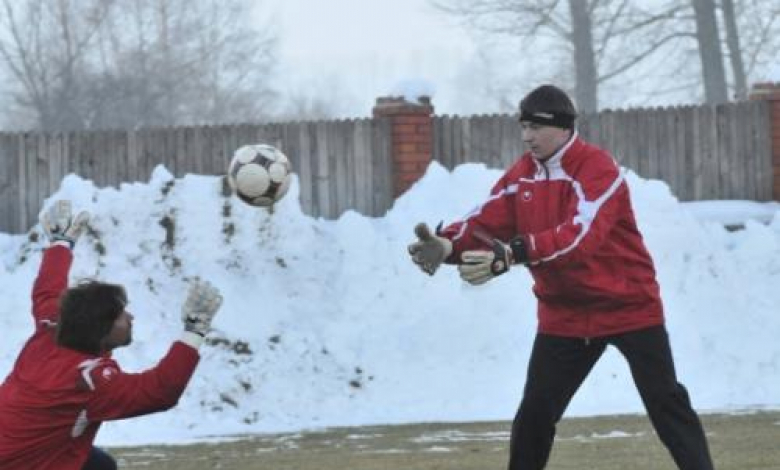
[1,162,779,446]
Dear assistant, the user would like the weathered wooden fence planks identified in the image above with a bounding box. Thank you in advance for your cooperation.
[0,100,772,234]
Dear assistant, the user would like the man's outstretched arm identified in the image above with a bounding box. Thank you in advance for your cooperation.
[32,201,90,328]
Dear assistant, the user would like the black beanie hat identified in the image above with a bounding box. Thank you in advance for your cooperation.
[519,84,577,129]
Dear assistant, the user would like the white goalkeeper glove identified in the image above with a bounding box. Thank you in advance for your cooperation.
[458,237,527,285]
[408,222,452,276]
[40,200,90,248]
[181,277,223,339]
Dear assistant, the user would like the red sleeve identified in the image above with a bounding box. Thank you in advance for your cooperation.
[524,155,626,264]
[84,342,201,421]
[439,167,520,263]
[31,245,73,327]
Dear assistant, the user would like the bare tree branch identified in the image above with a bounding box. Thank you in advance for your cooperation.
[0,0,279,129]
[599,32,694,83]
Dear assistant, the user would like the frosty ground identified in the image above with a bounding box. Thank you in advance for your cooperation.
[108,411,780,469]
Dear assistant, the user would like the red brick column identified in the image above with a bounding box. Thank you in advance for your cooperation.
[750,82,780,200]
[373,96,434,197]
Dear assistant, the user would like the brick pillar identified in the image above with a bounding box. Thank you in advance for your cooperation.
[373,96,434,197]
[750,82,780,200]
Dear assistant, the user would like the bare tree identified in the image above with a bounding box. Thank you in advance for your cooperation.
[0,0,278,130]
[720,0,747,99]
[0,0,112,130]
[731,0,780,90]
[569,0,597,113]
[636,0,778,103]
[433,0,780,110]
[432,0,687,113]
[87,0,279,128]
[690,0,728,103]
[663,0,778,103]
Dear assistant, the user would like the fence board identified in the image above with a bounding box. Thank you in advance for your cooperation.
[313,122,330,218]
[751,106,759,200]
[674,107,688,200]
[755,101,772,200]
[333,121,349,215]
[717,105,732,198]
[371,118,393,215]
[690,107,702,198]
[298,123,315,216]
[447,116,458,168]
[500,115,518,168]
[702,105,718,199]
[0,136,18,231]
[352,120,369,215]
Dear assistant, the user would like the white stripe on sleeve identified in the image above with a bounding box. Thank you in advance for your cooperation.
[452,184,519,241]
[539,168,625,263]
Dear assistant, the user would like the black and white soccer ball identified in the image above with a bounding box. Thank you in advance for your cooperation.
[227,144,292,207]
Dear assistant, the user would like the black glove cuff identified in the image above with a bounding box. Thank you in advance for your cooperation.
[486,240,508,275]
[508,237,528,265]
[184,323,206,337]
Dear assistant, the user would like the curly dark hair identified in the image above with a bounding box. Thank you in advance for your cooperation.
[56,280,127,355]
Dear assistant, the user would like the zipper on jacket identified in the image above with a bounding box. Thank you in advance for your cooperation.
[537,159,550,180]
[584,311,592,345]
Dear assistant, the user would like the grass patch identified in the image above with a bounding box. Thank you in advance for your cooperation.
[108,410,780,469]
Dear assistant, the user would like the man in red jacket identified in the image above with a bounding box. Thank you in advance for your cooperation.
[408,85,714,470]
[0,200,223,470]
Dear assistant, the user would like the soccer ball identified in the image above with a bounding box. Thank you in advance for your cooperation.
[227,144,292,207]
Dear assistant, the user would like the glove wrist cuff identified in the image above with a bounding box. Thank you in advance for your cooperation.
[51,235,75,248]
[180,331,205,350]
[508,237,528,265]
[50,240,74,249]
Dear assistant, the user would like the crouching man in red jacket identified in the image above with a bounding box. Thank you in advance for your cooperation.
[409,85,714,469]
[0,200,223,470]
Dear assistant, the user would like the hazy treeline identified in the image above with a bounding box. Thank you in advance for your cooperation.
[433,0,780,113]
[0,0,315,131]
[0,0,776,131]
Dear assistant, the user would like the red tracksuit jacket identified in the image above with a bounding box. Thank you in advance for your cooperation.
[0,246,200,470]
[440,133,664,338]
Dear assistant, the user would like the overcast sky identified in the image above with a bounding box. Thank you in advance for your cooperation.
[258,1,780,118]
[261,0,489,117]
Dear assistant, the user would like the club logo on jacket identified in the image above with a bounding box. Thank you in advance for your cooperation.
[102,368,116,381]
[522,190,533,202]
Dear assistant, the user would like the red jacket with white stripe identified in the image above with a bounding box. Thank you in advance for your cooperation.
[440,133,664,338]
[0,246,200,470]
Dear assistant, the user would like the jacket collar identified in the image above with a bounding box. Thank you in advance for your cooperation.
[533,129,579,172]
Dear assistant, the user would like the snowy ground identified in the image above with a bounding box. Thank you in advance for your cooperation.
[1,162,779,446]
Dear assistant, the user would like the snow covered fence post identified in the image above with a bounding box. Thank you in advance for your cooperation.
[750,82,780,200]
[372,96,434,197]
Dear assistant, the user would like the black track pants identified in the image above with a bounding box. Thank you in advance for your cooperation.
[82,447,117,470]
[508,325,714,470]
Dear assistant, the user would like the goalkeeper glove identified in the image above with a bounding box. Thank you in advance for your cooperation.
[458,237,527,285]
[181,277,223,337]
[408,222,453,276]
[40,200,90,248]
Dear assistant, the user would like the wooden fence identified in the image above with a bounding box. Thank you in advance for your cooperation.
[0,119,393,233]
[0,99,772,234]
[434,100,772,202]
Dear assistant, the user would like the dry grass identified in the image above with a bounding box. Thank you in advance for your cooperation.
[109,410,780,469]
